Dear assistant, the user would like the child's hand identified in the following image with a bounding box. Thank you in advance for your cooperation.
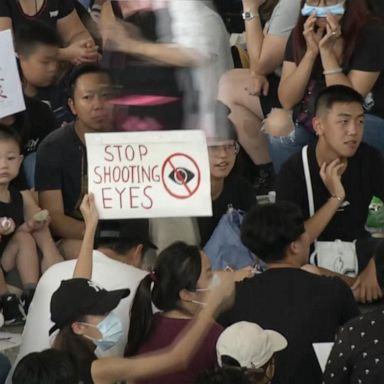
[20,210,50,233]
[80,193,99,229]
[0,217,16,236]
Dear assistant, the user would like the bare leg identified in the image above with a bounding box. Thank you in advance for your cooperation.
[32,227,64,272]
[218,69,271,165]
[1,231,39,286]
[57,239,83,260]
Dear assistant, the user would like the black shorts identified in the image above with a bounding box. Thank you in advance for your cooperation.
[259,73,282,116]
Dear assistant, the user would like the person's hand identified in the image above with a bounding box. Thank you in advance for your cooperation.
[352,258,383,303]
[234,266,256,281]
[303,14,325,56]
[0,217,15,236]
[319,14,342,54]
[245,72,269,96]
[22,210,50,233]
[80,193,99,230]
[63,38,99,65]
[319,158,346,202]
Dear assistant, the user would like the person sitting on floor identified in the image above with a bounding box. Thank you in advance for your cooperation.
[219,201,359,384]
[0,126,62,325]
[276,85,384,303]
[35,63,115,260]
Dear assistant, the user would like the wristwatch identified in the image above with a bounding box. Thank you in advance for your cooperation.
[242,10,258,21]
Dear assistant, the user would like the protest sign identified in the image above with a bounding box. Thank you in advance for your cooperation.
[0,29,25,119]
[85,130,212,219]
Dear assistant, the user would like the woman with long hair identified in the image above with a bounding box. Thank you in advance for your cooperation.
[50,194,234,384]
[269,0,384,170]
[125,241,225,383]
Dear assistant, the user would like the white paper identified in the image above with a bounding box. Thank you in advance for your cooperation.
[86,130,212,219]
[313,342,334,372]
[0,29,25,119]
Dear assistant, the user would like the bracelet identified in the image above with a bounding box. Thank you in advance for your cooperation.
[323,68,343,76]
[330,194,343,202]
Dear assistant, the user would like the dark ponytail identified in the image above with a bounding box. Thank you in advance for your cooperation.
[125,274,154,356]
[125,241,202,356]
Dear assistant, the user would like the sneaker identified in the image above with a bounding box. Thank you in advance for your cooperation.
[1,294,26,326]
[20,288,35,315]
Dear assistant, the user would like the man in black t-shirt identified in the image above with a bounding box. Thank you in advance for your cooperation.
[219,201,359,384]
[35,64,114,259]
[276,85,384,304]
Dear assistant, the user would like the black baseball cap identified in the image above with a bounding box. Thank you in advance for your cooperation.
[95,219,157,250]
[49,278,130,335]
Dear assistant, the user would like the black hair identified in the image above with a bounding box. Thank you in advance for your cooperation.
[194,366,252,384]
[12,349,79,384]
[96,238,148,256]
[125,241,202,356]
[14,20,61,57]
[0,124,22,152]
[67,63,113,99]
[241,202,305,263]
[314,85,365,116]
[52,321,97,374]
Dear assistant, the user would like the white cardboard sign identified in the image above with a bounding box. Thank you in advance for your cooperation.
[85,130,212,219]
[0,29,25,119]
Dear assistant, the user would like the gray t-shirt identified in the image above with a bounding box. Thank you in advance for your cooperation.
[265,0,301,37]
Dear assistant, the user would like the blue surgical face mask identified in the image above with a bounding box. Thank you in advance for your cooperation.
[301,2,345,17]
[82,312,123,351]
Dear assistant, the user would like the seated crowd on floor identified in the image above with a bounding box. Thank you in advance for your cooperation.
[0,0,384,383]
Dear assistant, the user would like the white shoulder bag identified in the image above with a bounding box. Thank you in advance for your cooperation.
[302,146,358,277]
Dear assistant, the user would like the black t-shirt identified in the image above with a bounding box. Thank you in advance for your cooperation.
[36,85,74,128]
[0,186,24,255]
[12,95,57,156]
[285,23,384,119]
[198,175,256,246]
[219,268,359,384]
[35,123,86,219]
[276,143,384,242]
[77,357,95,384]
[0,0,74,29]
[323,305,384,384]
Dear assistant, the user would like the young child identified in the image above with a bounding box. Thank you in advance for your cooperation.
[0,125,62,325]
[15,20,73,127]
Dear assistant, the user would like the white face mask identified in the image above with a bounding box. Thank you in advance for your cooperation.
[191,273,221,306]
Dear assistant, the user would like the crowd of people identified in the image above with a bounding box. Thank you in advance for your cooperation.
[0,0,383,383]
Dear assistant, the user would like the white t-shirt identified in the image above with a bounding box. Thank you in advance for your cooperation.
[6,250,147,383]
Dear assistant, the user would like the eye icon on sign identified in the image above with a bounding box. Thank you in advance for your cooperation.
[168,167,195,185]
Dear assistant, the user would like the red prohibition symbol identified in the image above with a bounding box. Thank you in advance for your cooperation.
[161,153,201,199]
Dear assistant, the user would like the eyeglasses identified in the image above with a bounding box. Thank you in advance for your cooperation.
[208,142,240,156]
